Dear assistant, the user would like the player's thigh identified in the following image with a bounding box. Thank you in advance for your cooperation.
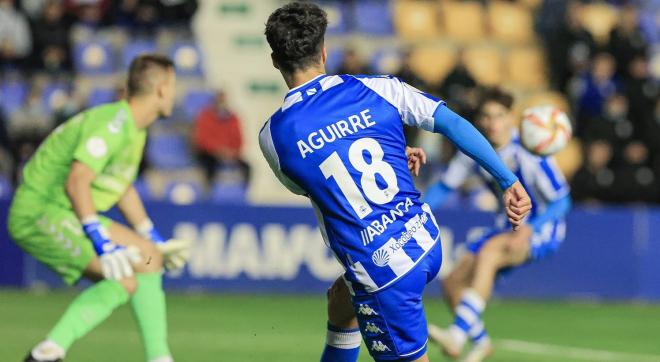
[327,277,358,328]
[107,221,162,272]
[8,204,96,286]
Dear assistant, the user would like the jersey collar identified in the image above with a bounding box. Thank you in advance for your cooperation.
[285,74,327,98]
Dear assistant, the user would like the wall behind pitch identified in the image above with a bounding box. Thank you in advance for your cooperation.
[1,200,659,301]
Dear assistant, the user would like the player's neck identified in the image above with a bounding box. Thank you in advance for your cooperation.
[126,97,158,129]
[283,67,325,90]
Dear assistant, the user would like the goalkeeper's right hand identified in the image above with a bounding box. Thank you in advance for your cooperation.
[82,217,142,280]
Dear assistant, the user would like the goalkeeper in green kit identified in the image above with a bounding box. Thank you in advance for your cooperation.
[8,54,191,362]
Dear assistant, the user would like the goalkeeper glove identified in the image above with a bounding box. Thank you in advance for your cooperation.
[136,219,192,271]
[82,216,141,280]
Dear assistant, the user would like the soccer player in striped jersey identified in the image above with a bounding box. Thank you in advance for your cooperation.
[424,88,572,362]
[261,4,531,362]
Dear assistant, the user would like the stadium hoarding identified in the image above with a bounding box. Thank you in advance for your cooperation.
[1,200,659,301]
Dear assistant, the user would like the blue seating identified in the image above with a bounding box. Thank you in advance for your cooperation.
[133,177,153,201]
[87,87,116,107]
[73,39,114,75]
[211,182,247,204]
[320,1,350,35]
[41,83,70,112]
[370,49,402,74]
[146,132,193,170]
[163,180,203,205]
[183,90,215,120]
[0,176,12,200]
[123,40,157,68]
[0,81,28,116]
[169,42,203,77]
[355,1,393,35]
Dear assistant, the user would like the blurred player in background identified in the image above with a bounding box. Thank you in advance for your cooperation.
[424,88,572,362]
[8,54,190,362]
[260,3,531,362]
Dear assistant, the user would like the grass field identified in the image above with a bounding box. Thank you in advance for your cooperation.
[1,290,659,362]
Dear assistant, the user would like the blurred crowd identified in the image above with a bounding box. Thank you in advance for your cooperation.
[0,0,658,206]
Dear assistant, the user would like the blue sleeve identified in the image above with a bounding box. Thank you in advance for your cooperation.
[422,181,454,209]
[528,195,572,231]
[433,105,518,190]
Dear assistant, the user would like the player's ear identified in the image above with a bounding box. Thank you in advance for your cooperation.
[321,45,327,65]
[271,53,280,70]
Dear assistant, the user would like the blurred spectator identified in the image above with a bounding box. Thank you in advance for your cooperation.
[336,48,371,75]
[583,93,633,145]
[30,0,73,73]
[537,0,597,92]
[7,85,54,183]
[571,140,615,203]
[607,4,649,80]
[193,90,250,186]
[111,0,159,35]
[0,0,33,66]
[157,0,197,26]
[571,52,620,137]
[611,141,658,203]
[436,48,478,119]
[394,50,426,92]
[625,55,658,144]
[64,0,112,27]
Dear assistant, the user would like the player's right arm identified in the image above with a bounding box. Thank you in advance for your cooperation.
[65,161,140,280]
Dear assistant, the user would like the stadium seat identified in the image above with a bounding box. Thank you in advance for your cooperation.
[580,3,619,45]
[0,81,28,116]
[146,132,193,170]
[355,1,394,35]
[0,175,12,200]
[409,45,457,85]
[183,90,215,120]
[370,49,402,75]
[73,39,114,75]
[211,182,247,204]
[87,87,116,107]
[463,45,503,86]
[507,47,547,88]
[122,40,158,68]
[169,42,204,77]
[163,180,204,205]
[320,1,349,35]
[488,1,534,44]
[393,1,441,40]
[41,83,70,112]
[441,1,485,42]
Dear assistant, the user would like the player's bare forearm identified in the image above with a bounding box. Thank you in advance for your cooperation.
[65,161,98,221]
[117,185,150,228]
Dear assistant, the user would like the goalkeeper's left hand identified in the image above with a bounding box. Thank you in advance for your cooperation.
[136,219,192,271]
[156,239,193,271]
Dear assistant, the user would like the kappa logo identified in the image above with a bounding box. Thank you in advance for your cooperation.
[357,304,378,316]
[364,322,384,334]
[371,340,391,352]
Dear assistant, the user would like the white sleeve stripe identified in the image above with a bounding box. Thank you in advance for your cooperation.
[320,75,344,91]
[282,92,303,111]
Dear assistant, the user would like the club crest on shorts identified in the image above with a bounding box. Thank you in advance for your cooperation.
[371,340,391,352]
[358,304,378,316]
[365,322,384,334]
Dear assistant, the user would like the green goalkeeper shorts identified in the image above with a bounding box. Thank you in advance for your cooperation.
[8,189,112,285]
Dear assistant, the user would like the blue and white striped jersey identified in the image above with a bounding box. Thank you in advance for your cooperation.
[259,74,442,293]
[442,132,570,231]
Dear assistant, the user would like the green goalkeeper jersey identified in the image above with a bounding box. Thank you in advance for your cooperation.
[17,100,146,212]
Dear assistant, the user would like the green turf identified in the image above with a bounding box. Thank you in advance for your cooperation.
[1,290,659,362]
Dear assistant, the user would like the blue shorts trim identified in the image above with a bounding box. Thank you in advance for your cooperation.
[350,242,442,361]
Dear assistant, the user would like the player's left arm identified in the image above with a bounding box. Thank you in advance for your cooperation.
[117,185,192,271]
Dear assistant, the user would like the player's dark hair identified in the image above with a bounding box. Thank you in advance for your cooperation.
[127,54,175,97]
[476,87,514,113]
[265,2,328,73]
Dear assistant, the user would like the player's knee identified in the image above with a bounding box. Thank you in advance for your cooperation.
[141,241,163,266]
[327,279,356,328]
[118,276,138,295]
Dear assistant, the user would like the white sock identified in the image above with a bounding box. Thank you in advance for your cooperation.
[149,356,173,362]
[32,340,65,360]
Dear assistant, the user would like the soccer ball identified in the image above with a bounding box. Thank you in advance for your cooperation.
[520,105,572,156]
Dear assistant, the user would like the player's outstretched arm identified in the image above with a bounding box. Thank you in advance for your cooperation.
[432,105,532,229]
